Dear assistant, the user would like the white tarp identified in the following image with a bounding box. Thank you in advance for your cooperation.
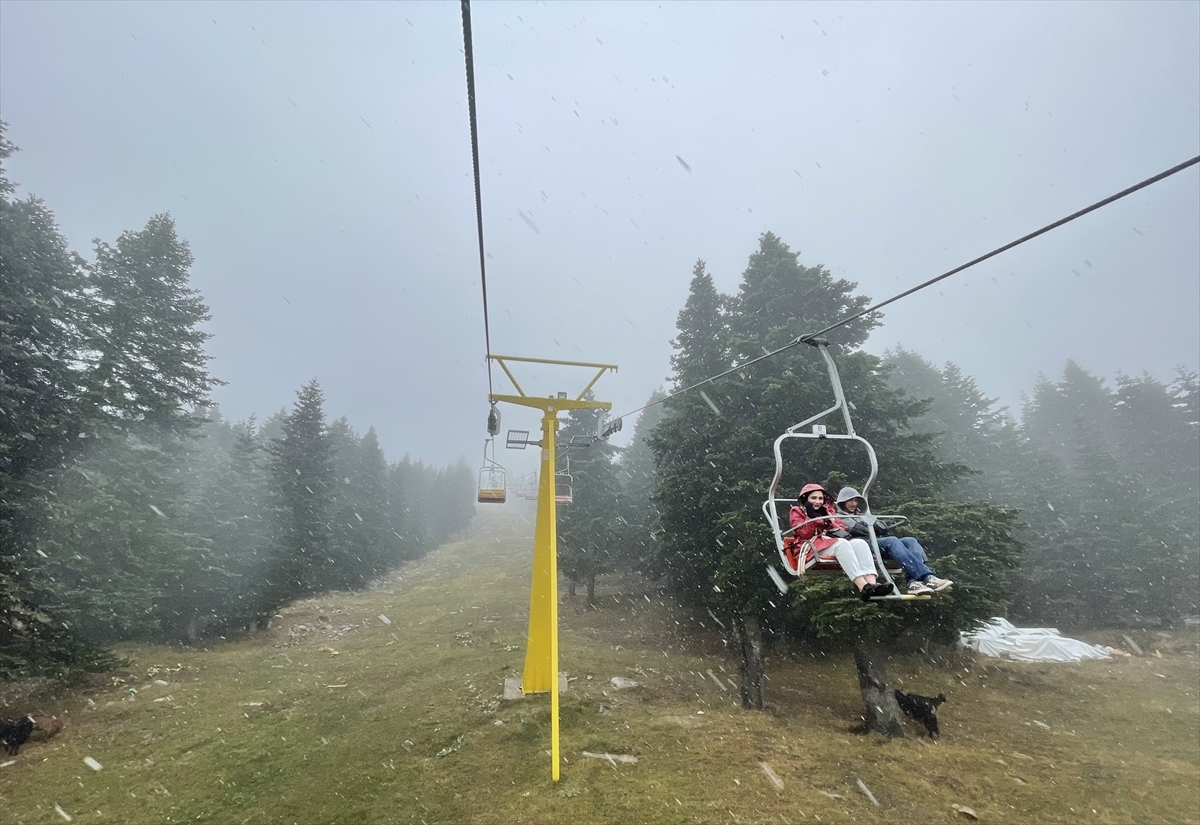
[959,617,1115,663]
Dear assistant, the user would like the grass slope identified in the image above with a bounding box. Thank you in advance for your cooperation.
[2,510,1198,824]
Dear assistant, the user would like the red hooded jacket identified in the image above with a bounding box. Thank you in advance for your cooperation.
[788,483,850,559]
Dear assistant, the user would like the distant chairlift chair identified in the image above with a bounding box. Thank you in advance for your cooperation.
[477,439,507,504]
[555,457,573,505]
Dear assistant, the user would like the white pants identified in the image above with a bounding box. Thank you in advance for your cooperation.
[820,537,877,580]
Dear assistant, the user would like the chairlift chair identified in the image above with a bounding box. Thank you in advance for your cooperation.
[554,457,573,504]
[477,439,507,504]
[761,339,927,601]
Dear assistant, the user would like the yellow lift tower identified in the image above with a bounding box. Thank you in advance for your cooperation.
[488,354,616,782]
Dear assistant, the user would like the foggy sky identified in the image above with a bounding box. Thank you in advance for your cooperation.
[2,1,1197,476]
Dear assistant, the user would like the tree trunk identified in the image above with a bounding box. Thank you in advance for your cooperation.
[185,614,202,645]
[586,573,597,608]
[853,642,905,738]
[185,613,215,645]
[568,578,577,599]
[732,610,766,709]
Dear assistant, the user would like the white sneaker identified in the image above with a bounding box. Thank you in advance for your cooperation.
[908,580,933,595]
[925,576,953,592]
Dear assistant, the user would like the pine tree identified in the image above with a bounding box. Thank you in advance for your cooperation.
[168,415,273,641]
[262,380,334,615]
[648,258,735,604]
[327,417,365,589]
[616,388,668,573]
[0,146,92,531]
[0,122,117,674]
[31,210,224,644]
[85,214,220,434]
[558,406,623,605]
[1106,372,1197,622]
[1171,368,1199,426]
[327,421,397,589]
[353,426,402,579]
[389,456,429,561]
[882,348,1017,503]
[3,141,230,664]
[652,233,1022,725]
[258,407,288,445]
[1114,371,1199,498]
[1016,362,1199,626]
[670,260,729,384]
[434,459,476,544]
[1023,361,1118,474]
[33,434,184,642]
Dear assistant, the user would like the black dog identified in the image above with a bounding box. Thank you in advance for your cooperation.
[894,689,946,740]
[0,715,35,755]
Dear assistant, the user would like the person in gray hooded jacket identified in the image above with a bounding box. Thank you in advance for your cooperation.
[834,487,953,596]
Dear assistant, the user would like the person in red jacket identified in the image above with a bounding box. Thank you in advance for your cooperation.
[788,483,895,600]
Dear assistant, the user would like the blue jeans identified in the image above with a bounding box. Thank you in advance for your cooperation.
[878,536,934,583]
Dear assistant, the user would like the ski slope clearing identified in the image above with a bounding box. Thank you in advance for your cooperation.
[2,511,1197,824]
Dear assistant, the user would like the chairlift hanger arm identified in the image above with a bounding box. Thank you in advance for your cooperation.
[786,339,855,437]
[482,438,503,467]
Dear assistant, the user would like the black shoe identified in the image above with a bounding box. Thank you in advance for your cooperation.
[860,582,894,600]
[858,582,890,600]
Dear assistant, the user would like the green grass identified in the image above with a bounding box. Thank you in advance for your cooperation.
[2,509,1198,824]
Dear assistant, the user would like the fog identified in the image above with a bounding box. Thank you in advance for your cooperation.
[2,0,1197,479]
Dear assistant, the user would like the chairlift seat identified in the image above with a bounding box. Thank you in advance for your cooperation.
[478,439,507,504]
[554,460,573,505]
[781,537,902,577]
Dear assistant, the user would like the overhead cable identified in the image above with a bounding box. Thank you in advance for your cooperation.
[803,154,1200,343]
[460,0,494,398]
[606,154,1200,429]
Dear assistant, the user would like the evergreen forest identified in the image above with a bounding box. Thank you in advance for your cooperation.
[3,117,1197,712]
[557,233,1198,715]
[1,124,475,678]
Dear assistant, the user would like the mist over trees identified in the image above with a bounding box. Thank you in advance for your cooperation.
[4,102,1196,704]
[0,123,476,678]
[884,348,1200,627]
[564,231,1194,730]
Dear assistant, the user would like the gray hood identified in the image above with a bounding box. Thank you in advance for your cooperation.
[835,486,869,514]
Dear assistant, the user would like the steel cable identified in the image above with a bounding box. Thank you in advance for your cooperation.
[461,0,494,398]
[607,154,1200,428]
